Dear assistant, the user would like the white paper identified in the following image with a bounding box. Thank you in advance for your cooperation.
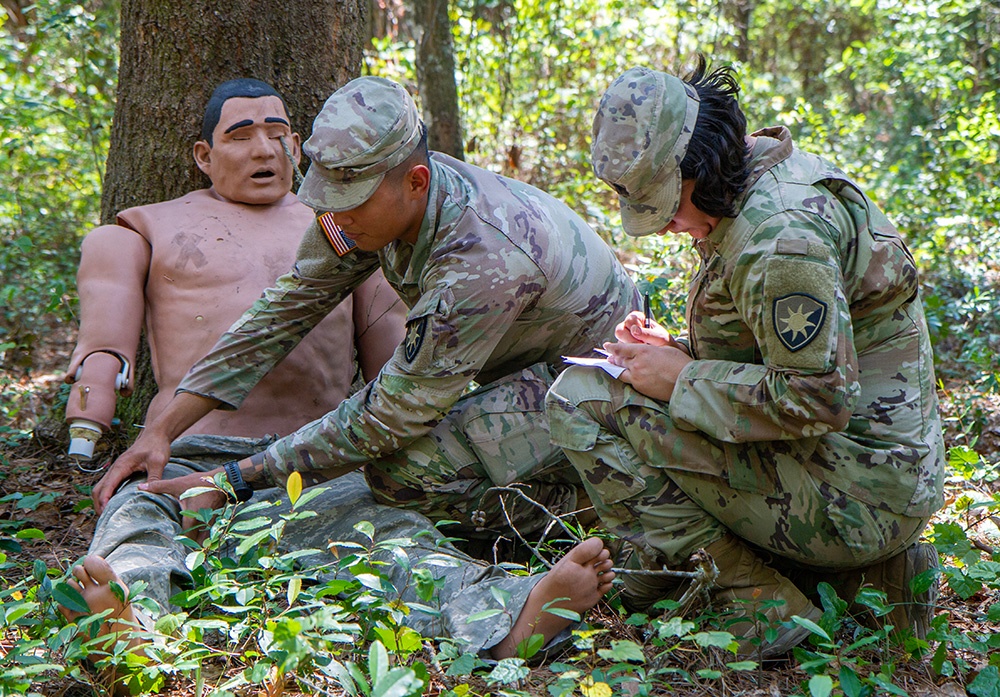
[562,355,626,379]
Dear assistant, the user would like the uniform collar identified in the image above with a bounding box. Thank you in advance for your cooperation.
[704,126,795,255]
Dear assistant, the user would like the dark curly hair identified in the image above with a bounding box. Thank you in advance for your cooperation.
[680,56,751,218]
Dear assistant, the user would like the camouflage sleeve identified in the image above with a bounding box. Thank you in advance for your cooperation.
[255,213,545,484]
[177,220,380,409]
[669,209,860,442]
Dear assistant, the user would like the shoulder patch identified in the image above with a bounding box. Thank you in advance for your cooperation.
[772,294,827,352]
[317,212,357,257]
[403,316,428,363]
[762,256,838,371]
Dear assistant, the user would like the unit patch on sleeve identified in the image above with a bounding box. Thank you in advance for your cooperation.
[773,293,827,352]
[404,316,428,363]
[317,212,357,257]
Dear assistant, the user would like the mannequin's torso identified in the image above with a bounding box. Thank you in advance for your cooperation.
[119,188,363,437]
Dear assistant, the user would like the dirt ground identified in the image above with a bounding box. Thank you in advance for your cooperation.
[2,323,998,696]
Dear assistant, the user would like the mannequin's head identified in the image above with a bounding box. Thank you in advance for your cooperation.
[193,79,301,205]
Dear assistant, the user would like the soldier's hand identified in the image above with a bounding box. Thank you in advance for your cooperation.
[139,470,227,543]
[603,342,693,401]
[615,311,677,347]
[92,428,173,514]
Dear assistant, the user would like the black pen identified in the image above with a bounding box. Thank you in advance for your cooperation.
[643,293,651,329]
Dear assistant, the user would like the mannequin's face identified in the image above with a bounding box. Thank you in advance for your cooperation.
[193,96,301,205]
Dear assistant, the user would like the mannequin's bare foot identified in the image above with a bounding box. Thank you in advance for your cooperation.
[59,555,144,651]
[491,538,616,659]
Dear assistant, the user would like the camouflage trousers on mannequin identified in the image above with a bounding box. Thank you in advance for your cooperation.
[89,435,544,653]
[545,366,929,609]
[365,363,587,541]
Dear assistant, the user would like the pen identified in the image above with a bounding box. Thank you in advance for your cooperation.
[643,293,651,329]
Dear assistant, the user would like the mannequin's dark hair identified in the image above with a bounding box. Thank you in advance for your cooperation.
[201,78,289,145]
[679,56,752,218]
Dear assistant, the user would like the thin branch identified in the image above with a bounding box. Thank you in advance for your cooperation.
[479,484,581,541]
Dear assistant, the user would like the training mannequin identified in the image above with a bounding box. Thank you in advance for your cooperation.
[64,79,404,457]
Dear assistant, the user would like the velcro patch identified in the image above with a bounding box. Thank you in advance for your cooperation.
[773,294,827,352]
[763,257,837,371]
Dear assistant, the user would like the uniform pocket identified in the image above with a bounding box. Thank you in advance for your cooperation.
[825,493,890,565]
[460,365,566,486]
[723,442,778,496]
[547,394,646,505]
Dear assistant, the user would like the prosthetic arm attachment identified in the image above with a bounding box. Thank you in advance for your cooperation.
[64,225,148,460]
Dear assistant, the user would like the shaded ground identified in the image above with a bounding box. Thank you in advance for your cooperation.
[2,324,998,695]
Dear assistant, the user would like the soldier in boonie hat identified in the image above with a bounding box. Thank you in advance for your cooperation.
[298,76,424,212]
[591,67,700,237]
[551,57,944,660]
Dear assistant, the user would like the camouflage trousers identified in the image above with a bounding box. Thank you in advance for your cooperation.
[364,363,585,540]
[546,366,928,575]
[89,435,543,653]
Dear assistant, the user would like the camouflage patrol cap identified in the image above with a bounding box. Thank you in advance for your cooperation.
[298,76,422,212]
[592,67,700,237]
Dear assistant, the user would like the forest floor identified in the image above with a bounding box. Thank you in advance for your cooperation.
[2,321,999,696]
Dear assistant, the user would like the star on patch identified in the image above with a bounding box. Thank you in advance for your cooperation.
[773,293,827,352]
[403,316,428,363]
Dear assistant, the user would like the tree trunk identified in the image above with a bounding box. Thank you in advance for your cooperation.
[413,0,463,159]
[104,0,369,441]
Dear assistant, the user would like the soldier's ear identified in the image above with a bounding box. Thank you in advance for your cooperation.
[404,164,430,201]
[193,140,212,176]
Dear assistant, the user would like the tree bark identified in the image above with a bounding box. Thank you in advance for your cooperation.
[103,0,368,441]
[413,0,463,159]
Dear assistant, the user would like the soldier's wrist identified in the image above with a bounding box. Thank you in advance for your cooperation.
[242,453,277,490]
[222,461,253,503]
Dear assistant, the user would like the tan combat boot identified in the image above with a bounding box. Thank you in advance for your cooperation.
[848,542,940,639]
[704,534,823,660]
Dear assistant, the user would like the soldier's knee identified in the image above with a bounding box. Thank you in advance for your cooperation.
[548,365,611,407]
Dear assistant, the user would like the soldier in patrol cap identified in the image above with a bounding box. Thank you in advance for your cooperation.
[103,76,640,548]
[546,57,944,658]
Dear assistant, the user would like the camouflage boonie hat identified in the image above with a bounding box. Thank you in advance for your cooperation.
[298,76,422,212]
[592,67,700,237]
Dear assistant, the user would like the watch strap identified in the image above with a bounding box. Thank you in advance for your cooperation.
[223,460,253,503]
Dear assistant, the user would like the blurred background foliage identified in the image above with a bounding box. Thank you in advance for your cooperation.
[366,0,1000,391]
[2,0,998,428]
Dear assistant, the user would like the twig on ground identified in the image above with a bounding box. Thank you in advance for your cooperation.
[485,485,581,540]
[490,486,565,569]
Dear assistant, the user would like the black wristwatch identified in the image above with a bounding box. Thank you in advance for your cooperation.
[223,461,253,503]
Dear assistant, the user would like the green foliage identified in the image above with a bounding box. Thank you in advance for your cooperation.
[365,0,1000,386]
[1,0,118,432]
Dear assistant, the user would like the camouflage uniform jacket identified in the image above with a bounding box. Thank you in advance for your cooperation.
[178,152,639,482]
[669,127,944,517]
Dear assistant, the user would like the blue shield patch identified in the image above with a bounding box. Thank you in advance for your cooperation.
[773,294,827,352]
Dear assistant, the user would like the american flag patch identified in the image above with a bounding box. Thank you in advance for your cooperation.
[317,212,356,257]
